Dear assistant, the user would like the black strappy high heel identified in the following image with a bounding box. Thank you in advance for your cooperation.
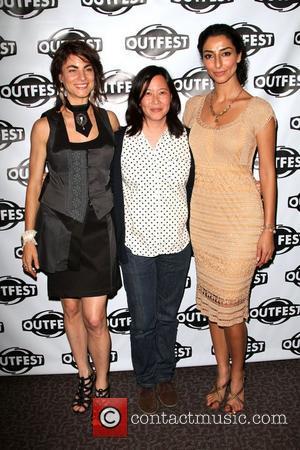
[72,372,95,414]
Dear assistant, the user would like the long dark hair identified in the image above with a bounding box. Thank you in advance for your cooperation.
[197,24,248,86]
[50,40,106,106]
[126,65,184,137]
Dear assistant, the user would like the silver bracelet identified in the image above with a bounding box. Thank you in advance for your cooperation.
[22,230,37,248]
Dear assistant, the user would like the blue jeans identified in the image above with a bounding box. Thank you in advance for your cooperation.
[121,244,191,388]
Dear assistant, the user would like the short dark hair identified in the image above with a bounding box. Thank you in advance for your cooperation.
[126,65,184,137]
[197,23,248,86]
[50,40,106,105]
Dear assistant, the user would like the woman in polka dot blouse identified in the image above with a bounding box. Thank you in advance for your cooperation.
[111,65,194,414]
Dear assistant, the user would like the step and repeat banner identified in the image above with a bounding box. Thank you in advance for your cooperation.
[0,0,299,376]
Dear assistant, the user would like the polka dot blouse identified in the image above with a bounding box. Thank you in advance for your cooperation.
[121,128,191,257]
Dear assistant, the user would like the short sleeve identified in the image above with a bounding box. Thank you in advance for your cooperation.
[182,95,203,128]
[252,97,276,135]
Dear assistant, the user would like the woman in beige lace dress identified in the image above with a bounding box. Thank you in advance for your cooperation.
[183,24,276,413]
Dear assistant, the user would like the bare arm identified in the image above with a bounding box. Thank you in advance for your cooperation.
[107,110,120,132]
[256,117,276,267]
[22,117,49,277]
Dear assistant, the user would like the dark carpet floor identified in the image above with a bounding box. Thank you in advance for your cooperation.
[0,359,299,450]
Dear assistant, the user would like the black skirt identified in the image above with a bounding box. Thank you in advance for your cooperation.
[47,205,121,299]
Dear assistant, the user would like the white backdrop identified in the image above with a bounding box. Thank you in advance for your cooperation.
[0,0,299,376]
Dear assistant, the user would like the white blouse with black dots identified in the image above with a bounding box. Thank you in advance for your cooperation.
[121,128,191,257]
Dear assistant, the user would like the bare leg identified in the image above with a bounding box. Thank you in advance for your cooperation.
[224,321,247,413]
[62,298,91,412]
[82,296,110,391]
[206,320,231,408]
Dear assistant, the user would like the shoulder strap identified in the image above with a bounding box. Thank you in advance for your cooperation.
[41,107,61,154]
[93,106,114,138]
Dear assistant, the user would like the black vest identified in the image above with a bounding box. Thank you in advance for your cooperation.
[40,105,114,223]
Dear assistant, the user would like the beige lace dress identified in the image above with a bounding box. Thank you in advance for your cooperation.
[183,95,275,326]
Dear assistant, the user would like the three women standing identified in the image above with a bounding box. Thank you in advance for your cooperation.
[184,24,276,414]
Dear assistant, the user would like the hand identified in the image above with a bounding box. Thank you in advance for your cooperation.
[22,242,40,278]
[256,231,275,268]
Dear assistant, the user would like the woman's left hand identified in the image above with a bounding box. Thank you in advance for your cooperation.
[256,231,275,267]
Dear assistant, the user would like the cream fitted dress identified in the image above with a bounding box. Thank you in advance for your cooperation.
[183,95,275,327]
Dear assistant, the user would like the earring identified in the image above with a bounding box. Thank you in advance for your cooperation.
[89,89,95,104]
[59,82,66,104]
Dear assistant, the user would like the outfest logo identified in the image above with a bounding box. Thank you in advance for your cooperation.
[62,350,118,368]
[103,69,134,104]
[7,158,29,186]
[232,23,274,56]
[285,265,300,287]
[295,31,300,45]
[282,332,300,356]
[175,342,192,362]
[171,0,233,14]
[0,0,58,19]
[0,73,56,107]
[275,225,300,255]
[174,67,213,98]
[37,27,102,58]
[250,298,300,325]
[22,310,65,338]
[81,0,146,16]
[107,308,131,334]
[0,276,37,305]
[290,116,300,130]
[125,25,189,60]
[0,120,25,151]
[0,199,24,230]
[276,146,300,178]
[0,347,44,374]
[254,64,300,97]
[251,271,268,288]
[0,36,17,60]
[255,0,300,12]
[212,336,265,360]
[177,304,209,330]
[288,193,300,212]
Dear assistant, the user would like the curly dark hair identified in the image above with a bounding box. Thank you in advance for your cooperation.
[197,23,248,86]
[50,40,106,106]
[126,65,184,137]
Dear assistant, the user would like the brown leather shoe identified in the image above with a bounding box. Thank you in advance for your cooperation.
[156,381,177,407]
[138,387,159,414]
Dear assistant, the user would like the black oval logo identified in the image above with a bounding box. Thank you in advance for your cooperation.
[254,64,300,97]
[232,22,274,57]
[174,67,213,98]
[81,0,146,16]
[0,35,17,60]
[171,0,233,14]
[275,225,300,255]
[0,276,37,305]
[22,310,65,338]
[0,199,25,231]
[177,304,209,330]
[250,298,300,325]
[276,146,300,178]
[103,69,134,104]
[125,24,189,59]
[37,27,103,58]
[107,308,131,334]
[0,73,56,107]
[255,0,300,12]
[0,120,25,151]
[282,332,300,356]
[0,347,44,375]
